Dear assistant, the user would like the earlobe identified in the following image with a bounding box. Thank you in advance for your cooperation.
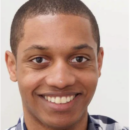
[5,51,17,82]
[97,47,104,77]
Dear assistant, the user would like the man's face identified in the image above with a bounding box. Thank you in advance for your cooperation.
[6,14,103,129]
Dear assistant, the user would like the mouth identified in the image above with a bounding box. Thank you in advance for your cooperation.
[44,94,78,104]
[38,93,82,111]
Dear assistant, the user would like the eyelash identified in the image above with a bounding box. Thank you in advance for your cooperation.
[31,56,89,64]
[71,56,89,63]
[32,57,48,63]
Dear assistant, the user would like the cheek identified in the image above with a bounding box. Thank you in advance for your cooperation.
[76,70,98,103]
[81,73,98,93]
[77,67,98,88]
[16,68,46,100]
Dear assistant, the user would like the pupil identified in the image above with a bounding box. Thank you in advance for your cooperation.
[36,57,43,63]
[76,56,83,62]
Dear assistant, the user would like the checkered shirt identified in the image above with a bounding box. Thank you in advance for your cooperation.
[6,114,128,130]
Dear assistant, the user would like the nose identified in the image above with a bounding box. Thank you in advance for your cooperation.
[45,61,76,89]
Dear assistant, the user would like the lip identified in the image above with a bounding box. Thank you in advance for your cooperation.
[38,93,82,111]
[38,92,80,97]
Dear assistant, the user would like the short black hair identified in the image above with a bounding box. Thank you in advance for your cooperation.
[10,0,100,56]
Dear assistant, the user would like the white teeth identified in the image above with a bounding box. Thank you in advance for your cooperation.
[66,97,71,102]
[70,95,74,100]
[51,97,55,102]
[48,97,51,101]
[55,97,61,104]
[45,96,48,100]
[61,97,67,103]
[44,95,75,104]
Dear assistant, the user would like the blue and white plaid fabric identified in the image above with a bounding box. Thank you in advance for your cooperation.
[6,114,128,130]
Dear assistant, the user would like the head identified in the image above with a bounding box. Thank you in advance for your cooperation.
[6,0,104,130]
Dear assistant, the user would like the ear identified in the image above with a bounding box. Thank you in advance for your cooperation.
[97,47,104,77]
[5,51,17,82]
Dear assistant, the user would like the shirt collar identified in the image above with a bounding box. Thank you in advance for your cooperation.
[87,114,102,130]
[15,115,27,130]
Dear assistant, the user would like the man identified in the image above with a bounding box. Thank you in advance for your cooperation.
[5,0,128,130]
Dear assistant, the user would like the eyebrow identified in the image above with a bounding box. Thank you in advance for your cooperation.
[73,43,93,50]
[24,45,48,52]
[24,43,93,52]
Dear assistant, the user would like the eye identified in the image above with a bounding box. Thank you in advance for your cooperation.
[32,57,48,64]
[71,56,88,63]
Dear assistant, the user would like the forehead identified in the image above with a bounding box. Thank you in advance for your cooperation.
[19,14,97,53]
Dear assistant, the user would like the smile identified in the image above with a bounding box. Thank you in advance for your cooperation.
[38,93,82,111]
[44,95,75,104]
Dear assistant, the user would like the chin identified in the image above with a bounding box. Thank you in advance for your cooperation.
[41,113,82,130]
[45,120,75,130]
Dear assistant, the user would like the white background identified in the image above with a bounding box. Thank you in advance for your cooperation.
[1,0,129,129]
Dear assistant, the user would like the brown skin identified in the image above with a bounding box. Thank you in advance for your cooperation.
[5,14,104,130]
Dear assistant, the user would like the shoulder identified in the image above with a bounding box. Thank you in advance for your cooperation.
[90,115,129,130]
[5,125,16,130]
[5,114,24,130]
